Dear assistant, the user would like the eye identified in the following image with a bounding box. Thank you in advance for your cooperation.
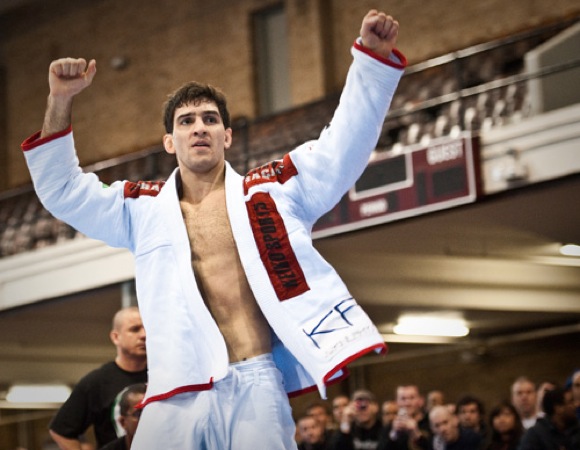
[204,115,219,124]
[179,117,193,125]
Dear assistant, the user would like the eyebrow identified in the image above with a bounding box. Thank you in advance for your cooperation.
[176,110,221,122]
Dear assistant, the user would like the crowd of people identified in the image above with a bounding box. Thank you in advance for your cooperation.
[40,305,579,450]
[294,372,580,450]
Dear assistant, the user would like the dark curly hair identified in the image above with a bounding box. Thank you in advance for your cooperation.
[163,81,230,133]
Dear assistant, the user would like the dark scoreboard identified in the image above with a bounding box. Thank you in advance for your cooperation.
[312,133,481,238]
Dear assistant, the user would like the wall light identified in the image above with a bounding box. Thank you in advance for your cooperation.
[393,314,469,337]
[6,384,71,404]
[560,244,580,257]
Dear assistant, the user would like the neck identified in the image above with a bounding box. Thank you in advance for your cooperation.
[178,163,225,204]
[359,418,376,430]
[522,409,536,419]
[115,354,146,372]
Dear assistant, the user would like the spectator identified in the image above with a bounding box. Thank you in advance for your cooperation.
[536,381,557,418]
[99,383,147,450]
[333,395,351,428]
[456,395,488,442]
[511,377,539,429]
[567,369,580,421]
[307,401,337,441]
[427,391,446,413]
[380,384,431,449]
[49,307,147,449]
[331,389,382,450]
[429,405,482,450]
[297,415,331,450]
[382,401,399,428]
[308,401,333,428]
[486,400,523,450]
[518,386,580,449]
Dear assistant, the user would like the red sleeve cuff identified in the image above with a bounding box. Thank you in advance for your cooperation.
[21,125,72,152]
[353,40,407,70]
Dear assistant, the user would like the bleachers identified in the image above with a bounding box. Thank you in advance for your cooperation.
[0,17,577,258]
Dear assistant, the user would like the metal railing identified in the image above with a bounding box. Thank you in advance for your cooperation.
[0,16,578,258]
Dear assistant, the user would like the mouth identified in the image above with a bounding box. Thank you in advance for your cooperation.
[192,140,210,148]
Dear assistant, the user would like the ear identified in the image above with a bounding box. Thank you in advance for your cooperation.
[110,329,119,346]
[163,134,175,154]
[224,128,233,151]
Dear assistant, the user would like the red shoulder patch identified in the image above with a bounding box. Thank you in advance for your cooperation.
[124,180,165,199]
[243,154,298,195]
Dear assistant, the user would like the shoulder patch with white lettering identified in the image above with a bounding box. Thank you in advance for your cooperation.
[243,154,298,195]
[124,180,165,198]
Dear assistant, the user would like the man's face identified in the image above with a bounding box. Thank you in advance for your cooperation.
[352,393,378,426]
[308,405,329,429]
[298,416,324,444]
[427,391,444,411]
[163,100,232,177]
[457,403,481,429]
[512,380,537,417]
[430,408,459,444]
[119,392,145,437]
[332,396,349,423]
[111,309,146,358]
[572,372,580,407]
[382,401,399,426]
[396,386,421,416]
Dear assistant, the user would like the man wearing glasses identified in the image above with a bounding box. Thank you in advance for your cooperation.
[101,384,146,450]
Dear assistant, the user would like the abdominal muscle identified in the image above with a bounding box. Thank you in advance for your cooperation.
[180,191,272,363]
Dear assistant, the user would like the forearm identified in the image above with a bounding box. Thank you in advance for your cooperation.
[41,94,74,138]
[49,429,83,450]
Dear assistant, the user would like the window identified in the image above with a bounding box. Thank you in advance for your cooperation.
[253,4,291,115]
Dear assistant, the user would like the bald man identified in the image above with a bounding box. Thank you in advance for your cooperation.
[429,406,482,450]
[49,306,147,449]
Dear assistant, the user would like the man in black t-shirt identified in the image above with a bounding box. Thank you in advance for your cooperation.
[49,306,147,449]
[331,389,384,450]
[379,384,432,450]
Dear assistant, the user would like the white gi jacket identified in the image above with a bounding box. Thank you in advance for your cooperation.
[23,41,407,404]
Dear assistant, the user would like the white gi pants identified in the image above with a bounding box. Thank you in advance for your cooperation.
[131,354,298,450]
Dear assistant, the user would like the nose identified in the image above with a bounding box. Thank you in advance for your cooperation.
[192,117,207,136]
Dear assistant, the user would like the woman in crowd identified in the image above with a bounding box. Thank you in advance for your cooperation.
[486,401,523,450]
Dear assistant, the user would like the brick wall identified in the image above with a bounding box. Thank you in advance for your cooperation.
[1,0,579,190]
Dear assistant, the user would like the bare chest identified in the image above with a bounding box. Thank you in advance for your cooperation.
[179,191,271,361]
[180,193,235,258]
